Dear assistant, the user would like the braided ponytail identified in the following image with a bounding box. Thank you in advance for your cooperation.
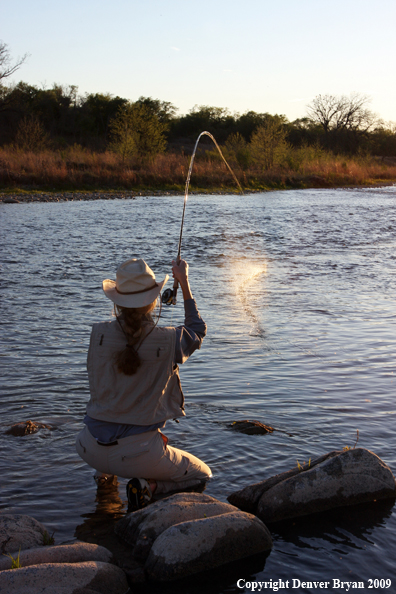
[114,300,157,375]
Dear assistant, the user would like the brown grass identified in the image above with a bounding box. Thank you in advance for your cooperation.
[0,145,395,192]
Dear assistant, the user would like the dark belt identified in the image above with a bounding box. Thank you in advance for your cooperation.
[97,440,118,447]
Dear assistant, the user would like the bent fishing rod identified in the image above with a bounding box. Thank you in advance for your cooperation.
[162,131,244,306]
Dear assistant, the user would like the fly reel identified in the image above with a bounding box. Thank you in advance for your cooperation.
[161,288,174,305]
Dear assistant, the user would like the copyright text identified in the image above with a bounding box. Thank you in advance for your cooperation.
[236,578,392,591]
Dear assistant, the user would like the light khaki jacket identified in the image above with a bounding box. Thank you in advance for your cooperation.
[86,320,185,425]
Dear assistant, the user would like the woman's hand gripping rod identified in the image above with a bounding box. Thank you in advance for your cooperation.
[171,259,192,303]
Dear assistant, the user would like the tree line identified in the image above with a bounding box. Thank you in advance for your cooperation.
[1,42,395,162]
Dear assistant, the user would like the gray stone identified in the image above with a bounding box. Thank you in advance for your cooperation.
[145,510,272,581]
[228,451,337,513]
[228,449,396,523]
[115,491,216,544]
[0,515,47,554]
[0,542,112,571]
[1,197,20,204]
[0,561,128,594]
[115,492,237,562]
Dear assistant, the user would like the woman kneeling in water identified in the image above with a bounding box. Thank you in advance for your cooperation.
[76,257,212,511]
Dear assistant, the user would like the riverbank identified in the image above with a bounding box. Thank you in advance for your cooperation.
[1,147,396,199]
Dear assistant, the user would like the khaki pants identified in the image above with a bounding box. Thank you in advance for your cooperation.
[76,426,212,494]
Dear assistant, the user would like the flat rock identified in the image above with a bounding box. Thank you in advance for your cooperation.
[0,542,112,571]
[115,492,237,562]
[145,510,272,581]
[228,449,396,523]
[0,515,47,554]
[1,197,20,204]
[0,561,128,594]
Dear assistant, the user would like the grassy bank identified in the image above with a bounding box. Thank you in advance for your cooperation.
[1,146,395,194]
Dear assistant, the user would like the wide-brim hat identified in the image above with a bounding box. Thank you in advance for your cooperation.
[103,258,168,308]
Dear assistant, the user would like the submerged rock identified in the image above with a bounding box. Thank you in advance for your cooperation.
[0,561,128,594]
[228,448,396,523]
[5,420,52,437]
[145,510,272,582]
[229,420,274,435]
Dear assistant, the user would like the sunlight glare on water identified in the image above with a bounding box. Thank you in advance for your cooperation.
[227,258,268,339]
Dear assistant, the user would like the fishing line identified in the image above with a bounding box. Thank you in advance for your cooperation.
[161,131,244,306]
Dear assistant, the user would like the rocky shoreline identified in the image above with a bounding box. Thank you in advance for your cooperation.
[0,188,250,203]
[0,190,174,203]
[1,182,394,204]
[1,447,395,593]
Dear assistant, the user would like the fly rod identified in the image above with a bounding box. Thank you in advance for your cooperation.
[163,131,244,305]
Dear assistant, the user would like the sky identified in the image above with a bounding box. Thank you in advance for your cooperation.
[2,0,396,123]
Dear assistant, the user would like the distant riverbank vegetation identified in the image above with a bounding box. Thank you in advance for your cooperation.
[1,80,396,191]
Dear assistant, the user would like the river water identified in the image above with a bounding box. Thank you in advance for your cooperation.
[1,187,396,592]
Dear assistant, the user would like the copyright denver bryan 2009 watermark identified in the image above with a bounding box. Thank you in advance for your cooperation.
[237,579,392,591]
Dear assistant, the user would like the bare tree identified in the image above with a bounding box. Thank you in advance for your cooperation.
[15,115,51,152]
[307,93,375,135]
[0,40,28,82]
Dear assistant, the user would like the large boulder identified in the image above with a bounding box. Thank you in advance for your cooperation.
[115,492,237,561]
[227,451,337,514]
[0,561,128,594]
[145,510,272,581]
[0,542,112,571]
[115,492,272,582]
[0,515,48,554]
[228,449,396,523]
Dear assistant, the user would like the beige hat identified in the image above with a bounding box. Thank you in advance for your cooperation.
[103,258,169,308]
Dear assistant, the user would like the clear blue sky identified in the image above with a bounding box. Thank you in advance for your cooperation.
[2,0,396,122]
